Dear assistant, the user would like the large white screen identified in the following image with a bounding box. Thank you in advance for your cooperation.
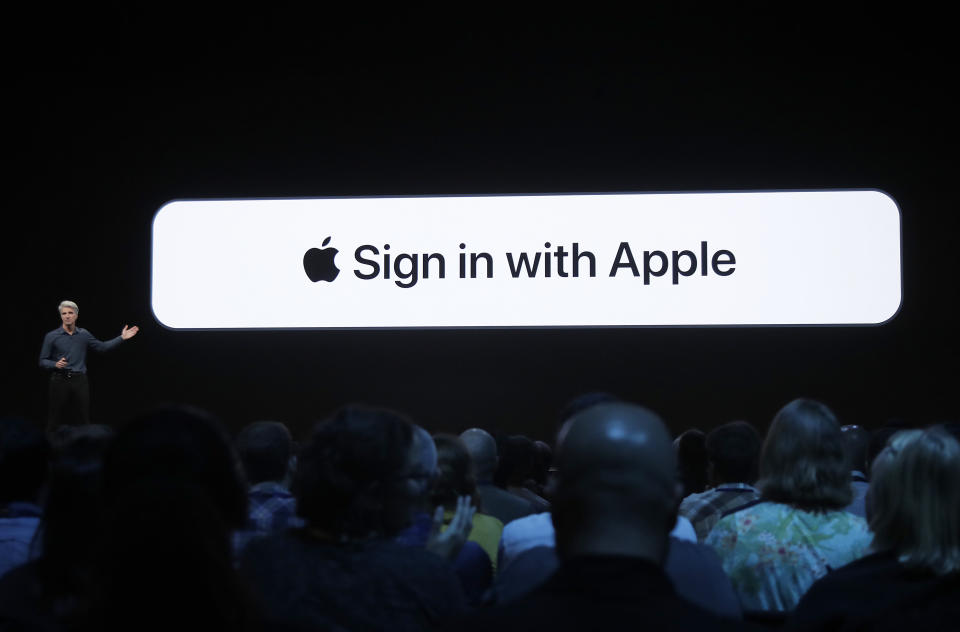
[151,191,902,329]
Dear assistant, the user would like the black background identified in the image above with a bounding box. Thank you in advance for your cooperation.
[5,8,957,442]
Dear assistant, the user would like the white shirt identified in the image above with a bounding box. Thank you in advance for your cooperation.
[498,512,697,570]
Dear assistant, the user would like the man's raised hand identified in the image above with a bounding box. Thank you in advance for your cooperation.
[121,325,139,340]
[425,495,476,561]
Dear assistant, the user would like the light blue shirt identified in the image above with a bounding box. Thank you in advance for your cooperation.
[0,502,43,579]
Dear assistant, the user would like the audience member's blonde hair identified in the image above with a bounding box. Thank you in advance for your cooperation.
[868,427,960,575]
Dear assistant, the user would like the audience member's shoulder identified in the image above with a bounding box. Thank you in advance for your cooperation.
[671,515,697,542]
[239,528,347,572]
[794,552,960,631]
[502,511,552,533]
[473,512,504,531]
[822,508,872,543]
[668,536,725,566]
[679,489,712,509]
[797,549,943,606]
[822,506,868,524]
[448,582,752,632]
[478,484,538,520]
[0,561,52,630]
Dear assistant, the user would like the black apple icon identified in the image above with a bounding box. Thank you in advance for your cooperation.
[303,236,340,282]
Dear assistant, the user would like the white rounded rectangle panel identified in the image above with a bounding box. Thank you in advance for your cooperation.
[151,190,902,329]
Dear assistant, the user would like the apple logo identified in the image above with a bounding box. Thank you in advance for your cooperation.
[303,236,340,282]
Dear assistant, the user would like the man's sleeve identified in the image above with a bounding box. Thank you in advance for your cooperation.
[38,332,57,370]
[87,332,123,353]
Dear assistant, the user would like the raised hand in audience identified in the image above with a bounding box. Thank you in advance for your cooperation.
[426,494,476,561]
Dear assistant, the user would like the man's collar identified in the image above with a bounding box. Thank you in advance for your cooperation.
[713,482,759,492]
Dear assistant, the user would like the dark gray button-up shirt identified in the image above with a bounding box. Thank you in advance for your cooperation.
[38,327,123,373]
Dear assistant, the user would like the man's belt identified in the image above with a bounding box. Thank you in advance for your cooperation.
[53,370,85,379]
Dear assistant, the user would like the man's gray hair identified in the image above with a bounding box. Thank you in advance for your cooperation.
[58,300,78,314]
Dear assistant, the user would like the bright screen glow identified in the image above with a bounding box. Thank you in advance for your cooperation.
[151,191,902,329]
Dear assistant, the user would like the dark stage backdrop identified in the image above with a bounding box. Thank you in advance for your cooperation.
[5,10,957,443]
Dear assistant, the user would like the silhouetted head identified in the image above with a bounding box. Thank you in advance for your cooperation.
[0,416,50,505]
[431,434,480,511]
[236,421,294,485]
[407,424,438,502]
[95,406,256,631]
[496,435,537,487]
[36,425,114,617]
[937,420,960,445]
[758,399,852,511]
[460,428,498,483]
[98,478,256,631]
[705,421,761,486]
[295,405,417,540]
[868,427,960,575]
[841,424,872,475]
[550,402,677,564]
[674,429,708,497]
[103,405,248,529]
[531,440,552,486]
[867,420,910,476]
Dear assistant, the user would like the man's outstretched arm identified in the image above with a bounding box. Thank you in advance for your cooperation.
[88,325,139,352]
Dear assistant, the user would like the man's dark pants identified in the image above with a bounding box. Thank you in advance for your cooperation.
[47,371,90,432]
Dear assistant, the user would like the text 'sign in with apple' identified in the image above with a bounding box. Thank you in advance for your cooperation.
[150,191,902,329]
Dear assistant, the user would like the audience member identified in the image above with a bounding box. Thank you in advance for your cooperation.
[679,421,762,542]
[840,424,871,518]
[432,434,504,572]
[866,422,909,476]
[449,402,745,631]
[937,420,960,443]
[490,418,738,618]
[234,421,304,554]
[240,405,472,631]
[395,425,491,606]
[527,440,552,498]
[6,387,959,632]
[0,417,49,579]
[496,402,700,565]
[493,532,742,619]
[0,424,112,631]
[497,500,698,571]
[706,399,872,614]
[495,435,551,513]
[675,429,709,499]
[790,427,960,631]
[460,428,537,524]
[89,406,259,632]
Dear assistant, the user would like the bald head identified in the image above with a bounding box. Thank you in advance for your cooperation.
[459,428,498,482]
[556,403,676,490]
[551,403,678,562]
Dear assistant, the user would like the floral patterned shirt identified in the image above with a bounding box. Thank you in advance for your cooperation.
[705,500,872,612]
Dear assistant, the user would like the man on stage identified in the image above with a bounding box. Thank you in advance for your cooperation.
[38,300,139,432]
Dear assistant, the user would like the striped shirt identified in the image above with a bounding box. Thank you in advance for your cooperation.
[679,483,762,542]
